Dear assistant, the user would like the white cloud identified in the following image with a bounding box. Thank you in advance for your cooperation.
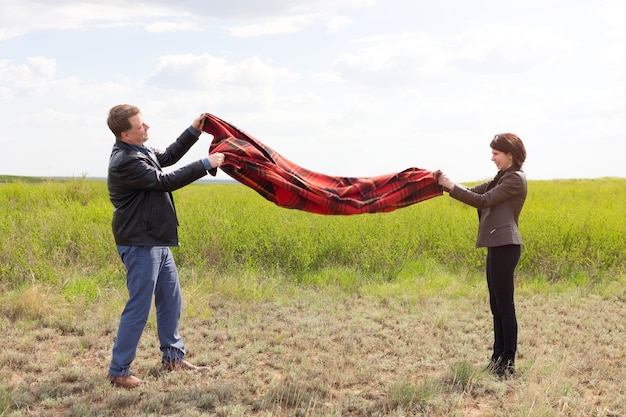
[450,24,576,75]
[0,1,191,40]
[227,14,324,37]
[27,57,56,79]
[0,57,56,97]
[148,53,298,90]
[145,21,201,33]
[598,0,626,30]
[597,1,626,69]
[0,0,373,40]
[326,15,352,31]
[333,33,449,86]
[290,0,374,10]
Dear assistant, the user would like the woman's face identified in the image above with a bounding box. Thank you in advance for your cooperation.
[491,148,514,171]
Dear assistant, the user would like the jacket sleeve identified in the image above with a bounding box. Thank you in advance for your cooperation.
[154,128,201,168]
[450,172,525,210]
[469,181,490,194]
[109,154,207,193]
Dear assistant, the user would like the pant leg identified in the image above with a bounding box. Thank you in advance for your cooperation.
[154,247,185,363]
[109,246,159,377]
[486,245,521,364]
[486,249,503,361]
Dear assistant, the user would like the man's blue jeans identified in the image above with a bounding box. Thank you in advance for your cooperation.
[109,246,185,377]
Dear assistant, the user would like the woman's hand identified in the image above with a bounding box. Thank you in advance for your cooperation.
[437,172,455,191]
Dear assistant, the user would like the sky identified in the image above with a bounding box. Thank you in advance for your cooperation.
[0,0,624,183]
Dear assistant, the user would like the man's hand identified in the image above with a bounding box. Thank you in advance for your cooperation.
[192,113,210,131]
[208,152,225,168]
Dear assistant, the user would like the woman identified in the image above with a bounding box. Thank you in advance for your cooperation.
[437,133,527,378]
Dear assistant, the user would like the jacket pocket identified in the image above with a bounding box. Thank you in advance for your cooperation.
[485,224,521,246]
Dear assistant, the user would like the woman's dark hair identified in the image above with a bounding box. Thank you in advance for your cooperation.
[490,133,526,168]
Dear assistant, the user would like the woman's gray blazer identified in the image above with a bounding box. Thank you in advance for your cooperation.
[449,169,527,248]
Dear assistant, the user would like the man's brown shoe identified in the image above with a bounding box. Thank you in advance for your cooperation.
[108,373,143,388]
[162,360,209,372]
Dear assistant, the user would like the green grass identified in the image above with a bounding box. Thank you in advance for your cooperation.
[0,177,625,416]
[1,177,624,290]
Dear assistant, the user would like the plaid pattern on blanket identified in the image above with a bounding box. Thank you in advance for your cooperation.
[202,114,443,215]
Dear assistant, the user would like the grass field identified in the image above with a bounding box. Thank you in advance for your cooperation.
[0,177,625,416]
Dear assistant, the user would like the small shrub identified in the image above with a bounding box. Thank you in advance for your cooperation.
[384,379,441,413]
[448,361,480,392]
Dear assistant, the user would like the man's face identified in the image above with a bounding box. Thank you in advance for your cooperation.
[121,114,150,146]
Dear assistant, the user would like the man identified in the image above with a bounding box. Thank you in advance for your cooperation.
[106,104,224,388]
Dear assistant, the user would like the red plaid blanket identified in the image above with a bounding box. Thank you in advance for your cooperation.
[202,114,443,215]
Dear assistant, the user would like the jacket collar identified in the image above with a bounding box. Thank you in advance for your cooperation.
[114,140,159,166]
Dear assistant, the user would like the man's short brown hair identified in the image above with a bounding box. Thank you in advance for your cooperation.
[107,104,141,139]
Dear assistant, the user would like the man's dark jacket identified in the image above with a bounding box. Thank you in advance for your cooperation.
[107,129,207,247]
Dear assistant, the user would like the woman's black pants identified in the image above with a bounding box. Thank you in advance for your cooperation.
[486,244,521,364]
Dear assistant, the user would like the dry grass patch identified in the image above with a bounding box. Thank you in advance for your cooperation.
[1,280,626,416]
